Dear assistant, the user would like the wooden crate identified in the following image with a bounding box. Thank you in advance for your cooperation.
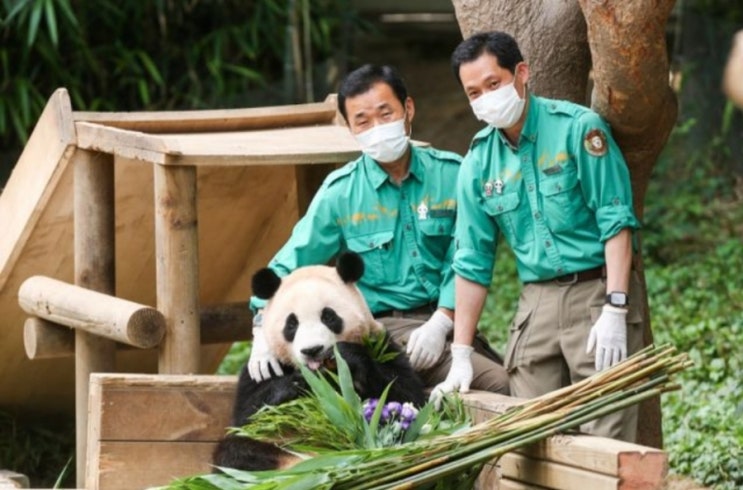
[86,374,667,490]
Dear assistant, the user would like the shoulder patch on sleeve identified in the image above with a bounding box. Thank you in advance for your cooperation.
[470,125,496,149]
[583,128,608,157]
[324,160,358,187]
[428,147,463,165]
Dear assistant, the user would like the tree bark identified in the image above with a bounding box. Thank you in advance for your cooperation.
[577,0,678,449]
[451,0,679,449]
[452,0,591,104]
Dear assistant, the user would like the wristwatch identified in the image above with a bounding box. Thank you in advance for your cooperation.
[606,291,629,308]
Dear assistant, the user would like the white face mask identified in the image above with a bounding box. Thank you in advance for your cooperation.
[470,81,525,129]
[354,118,410,163]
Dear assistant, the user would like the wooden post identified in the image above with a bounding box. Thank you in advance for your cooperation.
[74,149,116,487]
[154,163,200,374]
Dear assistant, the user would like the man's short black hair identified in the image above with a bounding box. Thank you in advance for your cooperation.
[337,64,408,122]
[451,31,524,85]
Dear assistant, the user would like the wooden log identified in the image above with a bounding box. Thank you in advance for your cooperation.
[24,303,252,360]
[154,163,200,374]
[74,148,117,488]
[500,453,619,490]
[18,275,165,348]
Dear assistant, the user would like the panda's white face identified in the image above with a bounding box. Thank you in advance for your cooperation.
[261,265,384,368]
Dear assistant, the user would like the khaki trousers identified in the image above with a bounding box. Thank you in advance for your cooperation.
[380,314,510,395]
[504,271,646,442]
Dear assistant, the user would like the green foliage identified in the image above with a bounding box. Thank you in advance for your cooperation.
[0,0,356,151]
[0,411,75,487]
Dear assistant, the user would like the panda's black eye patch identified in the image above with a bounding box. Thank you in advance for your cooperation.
[283,313,299,342]
[321,307,344,334]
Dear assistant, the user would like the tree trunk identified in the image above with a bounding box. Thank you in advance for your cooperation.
[577,0,678,449]
[451,0,679,449]
[452,0,591,104]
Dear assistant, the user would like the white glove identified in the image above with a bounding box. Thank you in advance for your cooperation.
[247,312,284,382]
[428,343,474,406]
[586,304,628,371]
[406,310,453,370]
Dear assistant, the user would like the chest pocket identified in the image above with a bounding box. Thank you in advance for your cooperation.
[418,217,454,259]
[345,230,395,284]
[541,170,584,233]
[482,192,532,246]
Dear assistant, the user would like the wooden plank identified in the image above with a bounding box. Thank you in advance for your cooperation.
[154,164,200,374]
[94,441,217,490]
[516,434,667,481]
[73,100,337,133]
[75,122,362,167]
[0,88,75,292]
[90,374,234,441]
[500,453,619,490]
[498,478,551,490]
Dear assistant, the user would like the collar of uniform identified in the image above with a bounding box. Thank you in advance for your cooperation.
[364,144,420,189]
[494,92,539,148]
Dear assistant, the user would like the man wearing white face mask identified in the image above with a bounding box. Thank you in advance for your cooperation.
[431,32,645,442]
[246,64,509,395]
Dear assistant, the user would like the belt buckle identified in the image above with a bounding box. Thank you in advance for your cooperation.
[555,272,578,285]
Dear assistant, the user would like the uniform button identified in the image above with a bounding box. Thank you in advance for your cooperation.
[545,240,552,247]
[406,224,412,231]
[557,267,563,273]
[497,205,504,211]
[369,242,374,248]
[534,212,541,219]
[528,184,534,191]
[556,184,562,191]
[412,251,418,257]
[613,197,621,205]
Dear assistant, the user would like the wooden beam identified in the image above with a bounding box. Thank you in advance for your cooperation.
[154,163,200,374]
[75,122,362,167]
[18,275,165,348]
[24,302,252,360]
[0,88,75,292]
[74,99,337,133]
[74,148,116,488]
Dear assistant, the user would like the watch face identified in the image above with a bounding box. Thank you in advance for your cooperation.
[608,292,629,306]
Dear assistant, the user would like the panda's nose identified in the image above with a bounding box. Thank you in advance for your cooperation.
[301,345,324,358]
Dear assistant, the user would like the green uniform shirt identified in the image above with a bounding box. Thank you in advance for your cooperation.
[251,145,462,314]
[453,94,640,286]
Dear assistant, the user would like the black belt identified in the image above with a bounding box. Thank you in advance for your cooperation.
[373,301,437,319]
[527,265,606,285]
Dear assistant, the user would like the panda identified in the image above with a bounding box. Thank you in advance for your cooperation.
[212,252,426,472]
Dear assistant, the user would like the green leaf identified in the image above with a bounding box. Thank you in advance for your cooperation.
[43,0,57,46]
[27,0,43,46]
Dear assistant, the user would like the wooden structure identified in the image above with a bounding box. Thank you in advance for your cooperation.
[87,374,669,490]
[0,88,358,486]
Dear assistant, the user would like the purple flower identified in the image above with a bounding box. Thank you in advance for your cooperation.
[363,398,379,422]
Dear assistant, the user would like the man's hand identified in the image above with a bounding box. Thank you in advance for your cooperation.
[247,312,284,382]
[586,305,628,371]
[406,310,453,370]
[428,343,474,406]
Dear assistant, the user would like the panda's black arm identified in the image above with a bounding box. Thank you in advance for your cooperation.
[336,339,426,407]
[231,365,308,426]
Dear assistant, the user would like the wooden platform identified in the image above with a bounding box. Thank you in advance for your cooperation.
[0,89,360,416]
[86,374,669,490]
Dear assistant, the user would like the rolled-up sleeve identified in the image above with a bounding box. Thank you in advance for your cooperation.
[574,112,641,242]
[452,152,499,287]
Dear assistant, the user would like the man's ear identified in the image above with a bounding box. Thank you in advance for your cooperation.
[404,96,416,127]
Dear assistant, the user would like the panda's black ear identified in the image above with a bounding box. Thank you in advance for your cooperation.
[252,268,282,300]
[336,252,364,284]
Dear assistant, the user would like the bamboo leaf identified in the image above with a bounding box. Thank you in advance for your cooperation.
[43,0,57,46]
[27,0,43,46]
